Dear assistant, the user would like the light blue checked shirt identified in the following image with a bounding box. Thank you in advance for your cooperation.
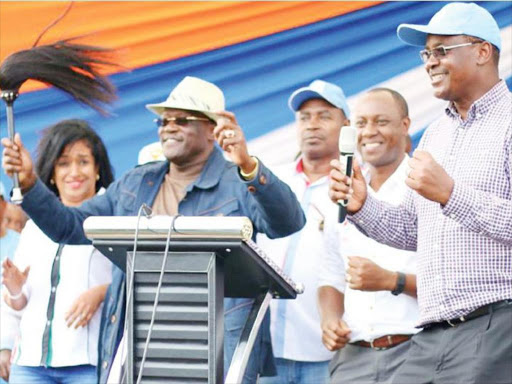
[350,80,512,326]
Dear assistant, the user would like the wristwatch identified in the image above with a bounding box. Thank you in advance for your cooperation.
[391,272,406,296]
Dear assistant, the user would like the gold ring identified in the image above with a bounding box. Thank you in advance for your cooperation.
[225,129,235,138]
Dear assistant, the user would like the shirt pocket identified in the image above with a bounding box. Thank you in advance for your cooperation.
[197,198,240,217]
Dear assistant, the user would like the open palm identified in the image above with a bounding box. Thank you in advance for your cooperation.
[1,258,29,295]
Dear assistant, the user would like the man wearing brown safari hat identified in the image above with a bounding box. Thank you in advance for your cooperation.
[328,3,511,384]
[2,76,306,383]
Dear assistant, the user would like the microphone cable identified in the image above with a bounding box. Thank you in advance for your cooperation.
[119,204,151,384]
[135,214,181,384]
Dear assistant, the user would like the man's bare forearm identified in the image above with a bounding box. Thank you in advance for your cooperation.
[317,285,344,323]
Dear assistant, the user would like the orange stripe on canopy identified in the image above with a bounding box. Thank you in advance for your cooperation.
[0,1,380,93]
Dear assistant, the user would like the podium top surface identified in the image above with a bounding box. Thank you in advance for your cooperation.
[84,215,303,299]
[84,215,254,241]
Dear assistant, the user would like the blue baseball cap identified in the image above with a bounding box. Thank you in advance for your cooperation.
[397,2,501,51]
[288,79,350,118]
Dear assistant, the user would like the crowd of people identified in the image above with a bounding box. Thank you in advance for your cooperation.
[1,3,510,384]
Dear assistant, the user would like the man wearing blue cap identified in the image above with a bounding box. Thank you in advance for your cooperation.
[329,3,511,383]
[257,79,350,383]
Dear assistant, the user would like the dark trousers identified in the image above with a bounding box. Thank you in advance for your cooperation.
[329,340,411,384]
[393,300,512,384]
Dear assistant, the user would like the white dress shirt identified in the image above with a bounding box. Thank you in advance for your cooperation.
[9,220,112,367]
[319,156,420,342]
[257,159,335,362]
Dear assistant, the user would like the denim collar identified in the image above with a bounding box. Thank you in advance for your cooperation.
[185,145,226,191]
[136,146,227,210]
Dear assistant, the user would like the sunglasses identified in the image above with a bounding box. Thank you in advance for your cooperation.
[154,116,212,128]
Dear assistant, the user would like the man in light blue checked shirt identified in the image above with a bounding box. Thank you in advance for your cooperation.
[329,3,511,384]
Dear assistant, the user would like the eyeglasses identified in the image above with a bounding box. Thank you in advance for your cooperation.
[154,116,212,128]
[419,42,480,63]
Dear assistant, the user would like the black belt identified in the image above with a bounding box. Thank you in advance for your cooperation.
[423,299,511,329]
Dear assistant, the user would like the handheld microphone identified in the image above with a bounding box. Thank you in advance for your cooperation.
[338,125,357,223]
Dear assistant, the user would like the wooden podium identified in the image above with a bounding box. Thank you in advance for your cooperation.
[84,215,302,384]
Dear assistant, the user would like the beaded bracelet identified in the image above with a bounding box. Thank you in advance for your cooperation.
[7,290,23,300]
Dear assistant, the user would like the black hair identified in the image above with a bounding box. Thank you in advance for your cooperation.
[35,119,114,197]
[367,87,409,118]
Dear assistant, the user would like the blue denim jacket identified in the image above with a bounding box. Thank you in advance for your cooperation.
[22,146,305,383]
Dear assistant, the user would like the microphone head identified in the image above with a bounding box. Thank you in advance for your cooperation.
[339,125,357,154]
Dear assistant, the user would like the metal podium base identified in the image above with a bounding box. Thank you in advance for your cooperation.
[127,251,224,383]
[225,291,272,384]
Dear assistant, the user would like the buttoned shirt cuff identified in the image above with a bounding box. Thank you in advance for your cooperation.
[0,337,14,351]
[442,182,482,232]
[349,194,381,233]
[239,157,259,181]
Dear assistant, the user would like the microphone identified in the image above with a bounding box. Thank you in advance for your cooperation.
[140,203,153,218]
[338,125,357,223]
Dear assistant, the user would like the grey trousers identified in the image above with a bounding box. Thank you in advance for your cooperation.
[329,340,412,384]
[393,300,512,384]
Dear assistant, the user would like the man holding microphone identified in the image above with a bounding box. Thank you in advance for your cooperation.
[329,3,512,383]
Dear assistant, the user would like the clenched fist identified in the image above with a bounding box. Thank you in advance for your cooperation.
[345,256,397,292]
[406,150,454,205]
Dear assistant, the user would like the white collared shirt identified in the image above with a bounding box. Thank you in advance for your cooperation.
[319,156,420,342]
[9,220,112,367]
[257,159,335,362]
